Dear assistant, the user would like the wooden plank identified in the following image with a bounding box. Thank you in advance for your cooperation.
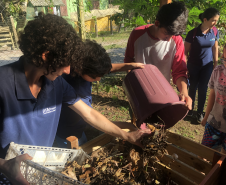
[159,154,205,184]
[66,136,79,149]
[80,130,224,184]
[110,16,113,35]
[0,34,11,37]
[8,27,15,49]
[219,157,226,184]
[94,19,98,38]
[0,13,4,22]
[166,143,212,174]
[0,28,10,32]
[80,133,114,154]
[167,132,224,162]
[0,38,11,41]
[200,156,226,185]
[155,161,197,185]
[9,16,18,48]
[211,151,223,168]
[0,42,12,46]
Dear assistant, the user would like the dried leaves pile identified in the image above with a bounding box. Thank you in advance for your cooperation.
[62,123,169,185]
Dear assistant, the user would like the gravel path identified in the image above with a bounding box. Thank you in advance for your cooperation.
[106,48,126,64]
[0,48,126,67]
[0,50,23,66]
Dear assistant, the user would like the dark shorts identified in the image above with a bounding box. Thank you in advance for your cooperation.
[202,123,226,151]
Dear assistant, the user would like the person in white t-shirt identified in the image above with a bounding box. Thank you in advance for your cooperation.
[124,1,192,110]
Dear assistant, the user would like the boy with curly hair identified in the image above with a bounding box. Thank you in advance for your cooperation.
[55,39,144,148]
[124,1,192,110]
[0,13,151,184]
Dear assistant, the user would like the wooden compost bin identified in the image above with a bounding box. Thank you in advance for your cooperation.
[80,130,226,185]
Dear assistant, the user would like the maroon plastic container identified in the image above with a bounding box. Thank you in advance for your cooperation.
[122,64,188,129]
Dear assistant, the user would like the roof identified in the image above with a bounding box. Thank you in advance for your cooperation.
[70,8,124,22]
[29,0,65,7]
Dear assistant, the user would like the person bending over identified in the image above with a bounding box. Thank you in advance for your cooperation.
[0,13,151,184]
[55,39,145,148]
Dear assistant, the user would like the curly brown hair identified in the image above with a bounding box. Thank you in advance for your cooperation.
[18,12,84,74]
[79,39,112,79]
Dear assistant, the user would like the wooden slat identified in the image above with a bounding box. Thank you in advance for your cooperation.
[0,28,10,32]
[66,136,79,149]
[80,133,114,154]
[80,130,225,184]
[155,161,197,185]
[0,38,11,42]
[200,156,226,185]
[167,132,224,162]
[166,143,212,174]
[8,28,15,49]
[159,154,205,184]
[0,42,12,46]
[218,157,226,184]
[0,34,11,37]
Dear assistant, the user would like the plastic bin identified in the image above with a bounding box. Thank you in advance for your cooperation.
[4,142,90,185]
[123,64,188,129]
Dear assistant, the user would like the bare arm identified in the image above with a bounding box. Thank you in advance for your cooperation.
[184,41,191,63]
[176,76,192,110]
[69,100,151,147]
[111,121,138,131]
[111,63,145,73]
[0,154,32,185]
[212,41,218,69]
[201,89,215,126]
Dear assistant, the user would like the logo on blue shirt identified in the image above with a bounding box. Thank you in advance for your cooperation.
[210,38,215,41]
[43,107,56,114]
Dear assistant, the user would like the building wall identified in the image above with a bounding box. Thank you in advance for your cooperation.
[75,15,119,33]
[26,2,46,20]
[64,0,109,19]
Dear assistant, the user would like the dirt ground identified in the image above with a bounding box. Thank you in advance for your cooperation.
[85,73,205,145]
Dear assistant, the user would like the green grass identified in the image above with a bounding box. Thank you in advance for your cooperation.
[85,30,132,50]
[103,43,127,50]
[87,30,132,41]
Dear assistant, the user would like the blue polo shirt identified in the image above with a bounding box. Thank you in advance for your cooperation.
[56,74,92,139]
[0,57,79,158]
[185,24,219,66]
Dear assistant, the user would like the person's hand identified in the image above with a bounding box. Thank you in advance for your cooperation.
[126,129,152,148]
[1,154,32,185]
[130,63,145,69]
[201,117,207,127]
[179,93,192,110]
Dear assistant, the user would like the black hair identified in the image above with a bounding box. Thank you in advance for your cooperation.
[156,1,188,35]
[80,40,112,79]
[19,12,85,75]
[199,8,219,22]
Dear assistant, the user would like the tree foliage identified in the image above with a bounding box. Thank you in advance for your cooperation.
[1,0,26,18]
[111,0,160,27]
[111,0,226,45]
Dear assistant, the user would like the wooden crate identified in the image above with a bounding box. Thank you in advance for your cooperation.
[80,131,226,185]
